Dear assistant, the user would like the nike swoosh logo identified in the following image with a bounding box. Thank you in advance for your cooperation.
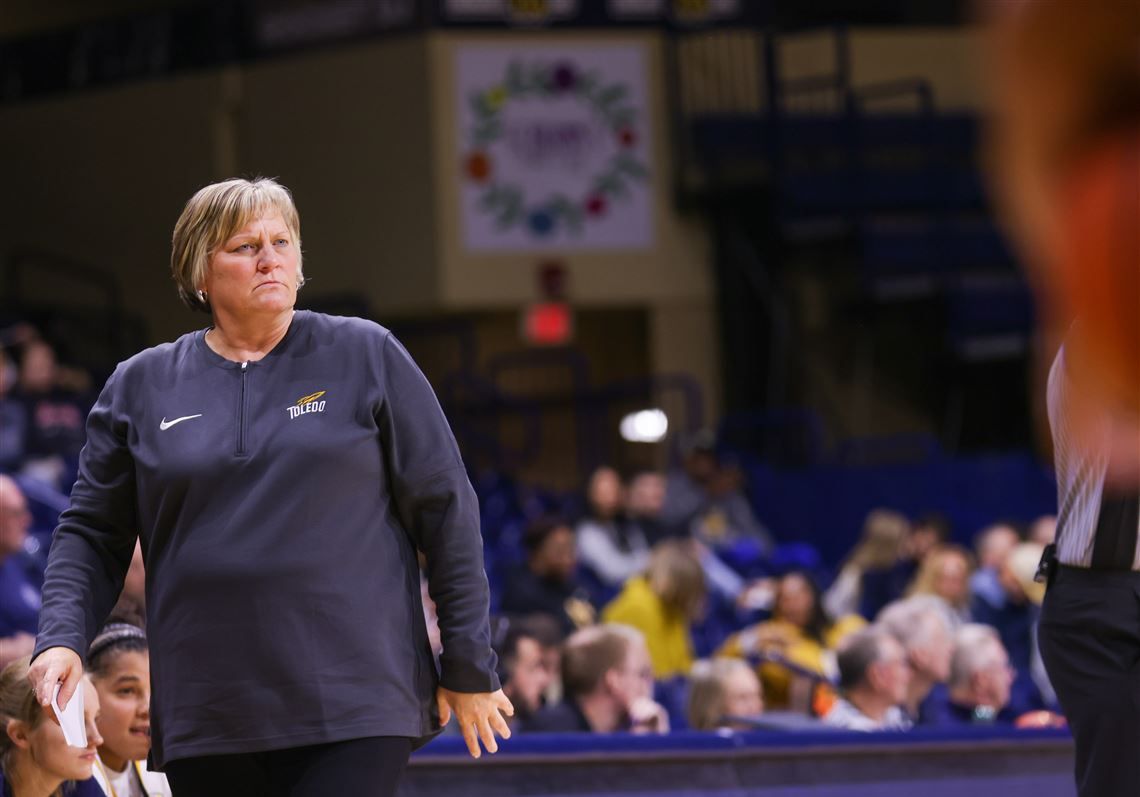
[159,414,202,431]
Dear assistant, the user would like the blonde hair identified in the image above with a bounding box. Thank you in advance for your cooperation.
[0,656,64,797]
[646,541,706,620]
[907,544,974,609]
[687,658,759,731]
[171,177,304,312]
[848,509,909,570]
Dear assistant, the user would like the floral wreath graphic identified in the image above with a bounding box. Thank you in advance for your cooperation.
[463,59,649,237]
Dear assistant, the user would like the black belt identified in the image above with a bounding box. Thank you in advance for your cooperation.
[1091,490,1140,570]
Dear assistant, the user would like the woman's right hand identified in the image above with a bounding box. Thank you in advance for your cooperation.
[27,646,84,714]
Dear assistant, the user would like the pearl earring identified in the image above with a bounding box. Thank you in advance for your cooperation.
[198,290,207,302]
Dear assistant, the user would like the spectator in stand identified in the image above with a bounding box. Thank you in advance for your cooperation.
[108,541,147,630]
[0,352,27,472]
[660,431,775,553]
[86,621,170,795]
[823,626,912,731]
[1027,515,1057,547]
[824,509,910,620]
[576,467,650,592]
[0,656,104,796]
[687,658,764,731]
[10,340,89,491]
[970,523,1022,609]
[971,541,1047,715]
[907,544,975,626]
[602,541,705,679]
[494,615,562,728]
[500,516,594,637]
[626,471,670,546]
[522,624,668,734]
[718,571,865,711]
[921,624,1014,727]
[0,476,39,670]
[877,595,955,722]
[861,515,953,620]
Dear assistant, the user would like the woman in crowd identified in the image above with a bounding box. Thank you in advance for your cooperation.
[86,622,169,796]
[575,467,650,592]
[0,657,103,797]
[718,571,865,711]
[823,509,909,620]
[602,541,706,679]
[686,658,764,731]
[907,544,975,626]
[28,178,510,796]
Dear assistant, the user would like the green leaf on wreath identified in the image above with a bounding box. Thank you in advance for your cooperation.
[506,62,526,93]
[473,120,502,147]
[614,155,649,180]
[596,84,628,109]
[611,110,635,130]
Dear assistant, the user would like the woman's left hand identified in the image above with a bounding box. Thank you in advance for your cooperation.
[436,686,514,758]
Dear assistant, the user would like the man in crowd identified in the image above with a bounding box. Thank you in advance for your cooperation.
[877,595,954,721]
[495,614,562,728]
[0,474,39,667]
[922,624,1014,726]
[824,626,912,731]
[522,624,669,734]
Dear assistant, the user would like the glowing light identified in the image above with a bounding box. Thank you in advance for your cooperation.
[620,409,668,443]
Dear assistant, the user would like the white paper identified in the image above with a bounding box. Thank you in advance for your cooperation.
[50,682,87,747]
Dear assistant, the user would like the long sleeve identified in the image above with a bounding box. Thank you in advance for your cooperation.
[376,334,499,693]
[576,520,649,587]
[33,365,137,662]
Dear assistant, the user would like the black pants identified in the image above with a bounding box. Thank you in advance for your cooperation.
[164,736,414,797]
[1039,566,1140,797]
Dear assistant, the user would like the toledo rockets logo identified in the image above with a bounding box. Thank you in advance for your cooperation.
[287,390,327,420]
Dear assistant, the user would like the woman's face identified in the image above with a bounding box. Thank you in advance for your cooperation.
[92,650,152,767]
[203,212,300,321]
[934,554,970,605]
[722,666,763,719]
[588,468,624,519]
[776,574,815,629]
[20,678,103,781]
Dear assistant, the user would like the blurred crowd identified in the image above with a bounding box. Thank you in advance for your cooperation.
[0,320,1064,791]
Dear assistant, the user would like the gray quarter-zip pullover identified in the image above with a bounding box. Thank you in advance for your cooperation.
[33,311,498,768]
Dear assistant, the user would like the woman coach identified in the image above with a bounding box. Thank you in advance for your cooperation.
[27,177,512,795]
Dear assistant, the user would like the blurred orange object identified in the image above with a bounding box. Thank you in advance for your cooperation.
[1015,710,1068,730]
[1054,131,1140,419]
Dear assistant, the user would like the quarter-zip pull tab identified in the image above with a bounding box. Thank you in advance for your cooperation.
[236,361,250,456]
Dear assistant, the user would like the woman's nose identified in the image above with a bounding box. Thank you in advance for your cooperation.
[257,239,282,270]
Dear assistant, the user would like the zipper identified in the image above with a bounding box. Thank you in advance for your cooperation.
[236,361,249,456]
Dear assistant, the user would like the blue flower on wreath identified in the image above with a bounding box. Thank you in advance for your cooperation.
[527,209,556,236]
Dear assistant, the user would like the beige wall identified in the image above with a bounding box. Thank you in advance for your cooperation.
[0,38,442,344]
[0,72,224,343]
[238,38,439,316]
[779,27,986,111]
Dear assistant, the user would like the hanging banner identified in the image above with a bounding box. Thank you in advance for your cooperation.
[457,44,653,251]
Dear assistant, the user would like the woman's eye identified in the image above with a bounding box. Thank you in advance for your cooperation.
[274,239,289,247]
[235,243,255,252]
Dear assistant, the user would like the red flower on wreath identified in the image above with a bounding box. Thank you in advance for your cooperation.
[466,151,492,183]
[618,127,637,148]
[585,194,608,217]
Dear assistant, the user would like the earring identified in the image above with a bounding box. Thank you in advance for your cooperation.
[198,290,208,302]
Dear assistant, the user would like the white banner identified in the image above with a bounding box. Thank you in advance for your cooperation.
[456,44,653,251]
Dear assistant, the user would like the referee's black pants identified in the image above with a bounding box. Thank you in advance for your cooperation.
[164,736,413,797]
[1039,566,1140,797]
